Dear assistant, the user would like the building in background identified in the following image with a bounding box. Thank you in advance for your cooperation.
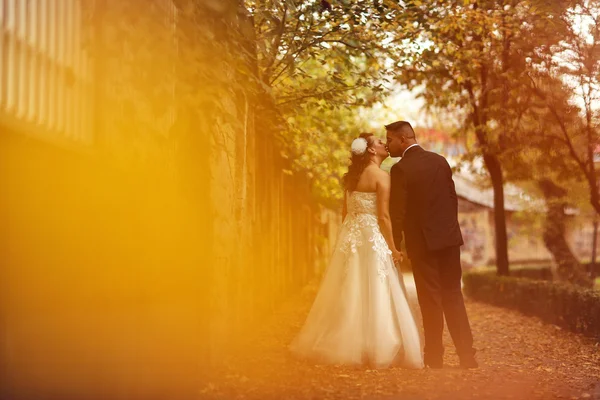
[455,174,599,267]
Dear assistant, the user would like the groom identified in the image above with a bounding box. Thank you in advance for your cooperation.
[385,121,478,369]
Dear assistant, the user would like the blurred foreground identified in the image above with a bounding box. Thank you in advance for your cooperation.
[0,1,337,398]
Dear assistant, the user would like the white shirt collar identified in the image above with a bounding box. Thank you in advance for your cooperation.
[402,144,420,158]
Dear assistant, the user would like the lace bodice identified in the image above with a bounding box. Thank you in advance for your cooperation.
[346,191,377,216]
[340,191,392,281]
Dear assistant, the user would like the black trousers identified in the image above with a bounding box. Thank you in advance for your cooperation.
[411,245,475,361]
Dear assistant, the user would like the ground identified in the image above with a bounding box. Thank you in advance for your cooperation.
[200,275,600,400]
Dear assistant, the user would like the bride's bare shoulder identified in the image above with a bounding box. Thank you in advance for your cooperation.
[364,165,389,180]
[374,167,390,179]
[372,168,390,189]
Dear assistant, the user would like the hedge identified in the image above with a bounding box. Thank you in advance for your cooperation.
[463,270,600,341]
[503,263,599,281]
[509,266,553,281]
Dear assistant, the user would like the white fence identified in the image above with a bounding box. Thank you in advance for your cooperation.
[0,0,94,144]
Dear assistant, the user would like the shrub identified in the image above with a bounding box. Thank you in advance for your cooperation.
[509,266,553,281]
[495,263,599,282]
[464,270,600,341]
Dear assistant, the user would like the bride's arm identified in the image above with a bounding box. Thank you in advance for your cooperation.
[376,173,401,258]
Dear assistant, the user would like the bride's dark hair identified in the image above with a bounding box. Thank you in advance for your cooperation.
[343,133,374,192]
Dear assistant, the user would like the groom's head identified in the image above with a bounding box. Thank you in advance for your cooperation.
[385,121,417,157]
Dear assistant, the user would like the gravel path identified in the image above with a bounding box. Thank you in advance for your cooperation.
[199,274,600,400]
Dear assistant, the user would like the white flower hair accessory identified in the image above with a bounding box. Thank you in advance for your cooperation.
[351,137,368,155]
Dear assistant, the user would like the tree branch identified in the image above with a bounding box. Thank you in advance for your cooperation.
[261,3,289,82]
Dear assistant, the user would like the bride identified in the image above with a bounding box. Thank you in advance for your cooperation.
[290,133,423,369]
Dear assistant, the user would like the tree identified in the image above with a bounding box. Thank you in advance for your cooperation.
[393,0,574,275]
[526,0,600,216]
[245,0,408,205]
[501,101,594,287]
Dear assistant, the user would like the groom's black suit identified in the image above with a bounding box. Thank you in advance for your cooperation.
[390,145,474,365]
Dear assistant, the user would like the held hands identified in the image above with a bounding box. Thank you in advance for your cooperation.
[391,249,404,265]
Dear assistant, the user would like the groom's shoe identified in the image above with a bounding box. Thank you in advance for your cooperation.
[459,355,479,369]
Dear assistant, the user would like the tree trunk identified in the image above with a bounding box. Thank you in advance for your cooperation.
[482,153,510,276]
[538,179,593,287]
[469,55,509,276]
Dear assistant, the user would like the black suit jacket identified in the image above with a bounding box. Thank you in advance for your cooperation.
[390,146,464,257]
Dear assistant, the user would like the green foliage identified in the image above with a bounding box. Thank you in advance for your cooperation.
[506,265,555,281]
[393,0,572,151]
[464,269,600,340]
[385,0,578,274]
[249,0,402,101]
[285,102,382,205]
[388,0,600,276]
[505,263,600,282]
[247,0,408,205]
[391,0,600,215]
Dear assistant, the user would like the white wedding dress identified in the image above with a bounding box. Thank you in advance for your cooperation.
[290,191,424,369]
